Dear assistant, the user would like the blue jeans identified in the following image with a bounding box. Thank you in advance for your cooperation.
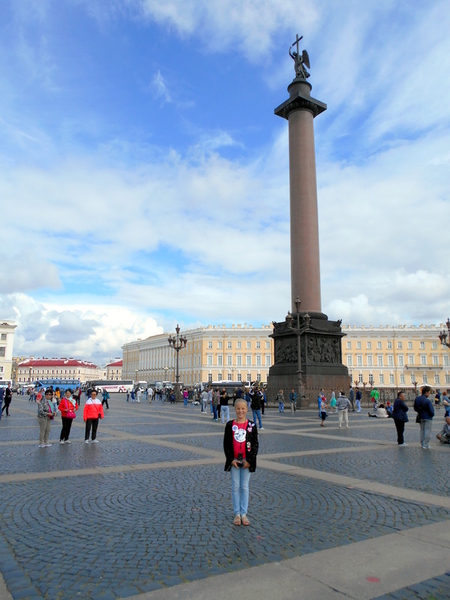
[231,466,251,516]
[221,405,230,423]
[420,420,433,448]
[252,409,262,428]
[212,405,218,419]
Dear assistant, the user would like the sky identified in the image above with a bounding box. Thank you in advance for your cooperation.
[1,0,449,365]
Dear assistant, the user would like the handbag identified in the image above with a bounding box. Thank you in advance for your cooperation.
[66,409,76,420]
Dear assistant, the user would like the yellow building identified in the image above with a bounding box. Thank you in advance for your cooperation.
[0,321,17,382]
[122,324,274,386]
[342,324,450,390]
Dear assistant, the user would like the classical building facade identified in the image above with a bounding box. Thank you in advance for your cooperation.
[342,324,450,390]
[16,358,100,385]
[106,359,123,381]
[122,324,274,387]
[0,320,17,382]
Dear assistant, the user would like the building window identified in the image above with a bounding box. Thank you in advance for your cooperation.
[432,355,439,366]
[432,341,437,349]
[246,355,251,366]
[389,374,394,384]
[256,374,261,382]
[367,341,372,350]
[408,355,414,365]
[400,374,405,384]
[247,374,251,383]
[207,354,213,366]
[388,355,394,367]
[265,342,270,349]
[411,373,416,384]
[347,356,353,367]
[387,341,392,349]
[377,342,382,350]
[0,348,5,357]
[208,341,213,349]
[446,374,450,385]
[256,355,261,367]
[217,355,223,366]
[208,374,212,383]
[359,373,363,383]
[367,355,373,367]
[356,341,361,349]
[435,374,440,384]
[423,373,428,384]
[398,355,404,367]
[237,373,242,382]
[0,334,6,340]
[218,373,222,381]
[397,341,403,349]
[226,354,232,366]
[369,374,374,384]
[237,341,242,349]
[420,342,425,350]
[346,341,351,349]
[357,355,363,367]
[236,355,242,367]
[246,342,251,350]
[377,355,383,367]
[420,355,427,366]
[408,342,413,350]
[444,356,450,367]
[227,341,232,349]
[265,355,271,367]
[218,341,223,349]
[256,342,261,349]
[379,374,384,384]
[228,373,232,381]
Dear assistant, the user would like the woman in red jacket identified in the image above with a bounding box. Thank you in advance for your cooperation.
[58,388,78,445]
[83,389,104,443]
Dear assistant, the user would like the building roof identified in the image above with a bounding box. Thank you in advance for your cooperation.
[17,358,99,369]
[107,360,123,367]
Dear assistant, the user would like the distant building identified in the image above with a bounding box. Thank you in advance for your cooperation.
[106,359,123,381]
[16,358,100,385]
[0,320,17,381]
[342,324,450,390]
[122,324,274,386]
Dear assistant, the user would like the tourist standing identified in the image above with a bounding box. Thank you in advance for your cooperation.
[289,388,297,414]
[320,396,327,427]
[183,389,189,407]
[250,385,264,430]
[337,391,351,428]
[212,388,219,421]
[1,383,12,417]
[442,390,450,417]
[349,386,356,412]
[0,386,4,420]
[220,388,231,424]
[102,389,110,410]
[223,399,259,527]
[83,390,104,443]
[37,389,54,447]
[201,388,208,413]
[414,385,434,450]
[277,389,285,413]
[59,388,78,444]
[392,391,409,446]
[355,388,362,413]
[317,389,324,417]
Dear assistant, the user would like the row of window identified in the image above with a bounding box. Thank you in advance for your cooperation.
[352,372,450,386]
[205,354,270,367]
[19,369,83,375]
[207,373,260,383]
[347,354,449,367]
[346,340,438,350]
[206,341,270,350]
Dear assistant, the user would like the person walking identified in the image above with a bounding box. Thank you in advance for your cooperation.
[277,389,285,413]
[320,396,328,427]
[337,391,351,428]
[223,399,259,527]
[220,388,231,424]
[212,388,220,421]
[183,389,189,407]
[83,390,104,443]
[1,383,12,417]
[289,388,297,414]
[392,391,409,446]
[0,386,4,420]
[201,388,208,413]
[355,388,362,413]
[317,389,324,418]
[349,386,356,412]
[37,389,54,447]
[59,388,78,444]
[102,388,110,410]
[250,385,264,430]
[414,385,434,450]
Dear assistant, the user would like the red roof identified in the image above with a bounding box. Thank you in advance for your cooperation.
[18,358,99,369]
[107,360,123,367]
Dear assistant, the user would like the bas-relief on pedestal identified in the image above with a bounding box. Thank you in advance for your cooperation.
[267,36,350,406]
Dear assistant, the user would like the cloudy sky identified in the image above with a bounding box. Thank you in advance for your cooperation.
[1,0,449,365]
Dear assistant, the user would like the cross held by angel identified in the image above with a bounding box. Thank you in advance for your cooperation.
[289,34,310,79]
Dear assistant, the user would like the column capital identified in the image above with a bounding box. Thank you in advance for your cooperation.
[274,86,327,120]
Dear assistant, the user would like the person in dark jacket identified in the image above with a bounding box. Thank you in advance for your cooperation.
[223,399,259,527]
[249,385,264,429]
[392,391,409,446]
[413,386,434,449]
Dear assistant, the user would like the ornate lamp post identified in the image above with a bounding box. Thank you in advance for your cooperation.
[439,319,450,348]
[168,325,187,403]
[285,297,311,408]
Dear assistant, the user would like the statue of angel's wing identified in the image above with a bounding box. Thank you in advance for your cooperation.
[301,50,310,69]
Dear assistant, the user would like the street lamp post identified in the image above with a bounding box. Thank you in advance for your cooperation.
[168,324,187,403]
[439,319,450,348]
[285,297,311,409]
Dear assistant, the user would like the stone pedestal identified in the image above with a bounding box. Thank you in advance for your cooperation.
[267,313,350,407]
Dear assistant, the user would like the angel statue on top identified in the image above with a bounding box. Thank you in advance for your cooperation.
[289,34,310,79]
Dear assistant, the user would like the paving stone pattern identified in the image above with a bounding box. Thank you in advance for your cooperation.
[1,397,450,599]
[373,571,450,600]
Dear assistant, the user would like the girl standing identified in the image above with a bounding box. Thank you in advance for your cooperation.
[59,388,78,444]
[223,399,259,526]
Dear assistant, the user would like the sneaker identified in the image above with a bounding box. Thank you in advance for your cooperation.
[65,440,71,444]
[241,515,250,526]
[260,427,265,430]
[59,440,65,445]
[92,439,99,444]
[39,443,45,448]
[84,440,89,444]
[233,515,241,526]
[44,443,52,447]
[398,443,408,446]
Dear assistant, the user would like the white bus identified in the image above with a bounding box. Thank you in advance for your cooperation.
[85,380,134,393]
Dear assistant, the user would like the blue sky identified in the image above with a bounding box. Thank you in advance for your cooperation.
[1,0,449,365]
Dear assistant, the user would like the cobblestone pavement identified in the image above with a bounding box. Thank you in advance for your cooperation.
[0,396,450,599]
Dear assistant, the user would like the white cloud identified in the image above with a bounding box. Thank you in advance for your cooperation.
[151,70,172,103]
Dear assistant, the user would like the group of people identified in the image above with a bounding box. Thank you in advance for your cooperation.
[36,386,104,447]
[276,389,298,414]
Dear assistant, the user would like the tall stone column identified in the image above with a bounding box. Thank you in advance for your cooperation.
[275,79,326,316]
[267,42,349,407]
